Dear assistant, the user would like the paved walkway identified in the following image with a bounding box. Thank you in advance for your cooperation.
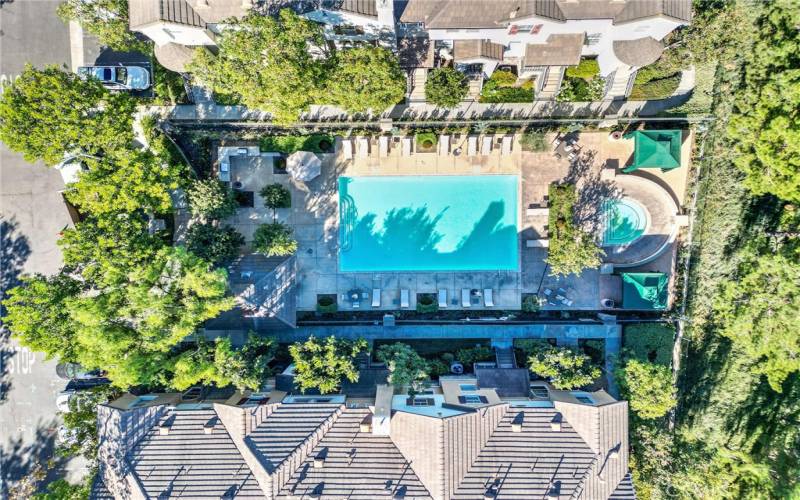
[155,68,697,124]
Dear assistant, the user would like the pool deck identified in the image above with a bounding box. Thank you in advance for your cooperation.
[219,130,691,312]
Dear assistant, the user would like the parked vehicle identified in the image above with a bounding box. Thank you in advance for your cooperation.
[77,65,150,90]
[56,362,106,380]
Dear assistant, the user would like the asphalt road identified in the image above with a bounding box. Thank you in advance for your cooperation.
[0,0,86,493]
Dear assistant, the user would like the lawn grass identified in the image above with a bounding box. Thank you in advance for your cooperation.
[259,134,335,154]
[629,74,681,100]
[372,338,489,359]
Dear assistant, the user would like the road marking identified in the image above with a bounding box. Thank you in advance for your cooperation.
[2,345,37,375]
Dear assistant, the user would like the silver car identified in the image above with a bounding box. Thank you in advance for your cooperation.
[78,65,150,91]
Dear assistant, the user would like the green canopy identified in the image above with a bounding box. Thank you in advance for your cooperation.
[623,130,682,172]
[621,272,668,310]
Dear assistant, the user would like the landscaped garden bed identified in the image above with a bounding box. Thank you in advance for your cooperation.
[557,58,605,102]
[372,339,493,378]
[259,134,335,154]
[316,294,338,314]
[479,70,535,103]
[415,131,438,152]
[622,323,674,365]
[416,293,438,314]
[629,46,685,100]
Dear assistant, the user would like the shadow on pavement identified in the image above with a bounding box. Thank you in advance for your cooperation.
[1,419,66,497]
[0,217,31,404]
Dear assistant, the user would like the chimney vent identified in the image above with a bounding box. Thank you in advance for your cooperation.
[313,456,325,468]
[609,449,619,459]
[203,417,216,434]
[511,411,524,433]
[550,413,562,432]
[159,424,170,436]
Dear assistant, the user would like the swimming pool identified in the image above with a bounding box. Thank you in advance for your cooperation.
[339,175,518,272]
[603,198,649,246]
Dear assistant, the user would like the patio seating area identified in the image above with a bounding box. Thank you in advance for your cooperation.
[212,129,692,313]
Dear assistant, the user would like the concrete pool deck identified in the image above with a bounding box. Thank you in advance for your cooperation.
[217,130,691,312]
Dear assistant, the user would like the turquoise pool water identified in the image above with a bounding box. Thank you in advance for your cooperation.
[339,175,518,272]
[603,198,648,246]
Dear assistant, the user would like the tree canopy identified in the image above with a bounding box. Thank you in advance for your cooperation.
[728,1,800,202]
[57,0,144,51]
[328,47,406,113]
[187,179,239,222]
[0,65,136,165]
[425,67,468,108]
[713,247,800,391]
[376,342,428,389]
[526,343,600,389]
[253,222,298,257]
[189,10,329,124]
[289,336,367,394]
[617,359,676,419]
[185,223,244,266]
[546,183,603,277]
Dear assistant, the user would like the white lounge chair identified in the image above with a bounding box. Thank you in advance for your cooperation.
[484,289,494,307]
[400,289,410,308]
[439,135,450,156]
[353,300,360,309]
[526,207,550,217]
[526,239,550,248]
[372,288,381,307]
[358,137,370,157]
[481,136,492,155]
[462,288,471,308]
[501,136,512,155]
[402,137,412,156]
[379,136,389,158]
[438,289,447,308]
[467,136,478,156]
[342,138,354,160]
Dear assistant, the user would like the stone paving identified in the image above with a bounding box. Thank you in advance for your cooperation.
[220,130,691,312]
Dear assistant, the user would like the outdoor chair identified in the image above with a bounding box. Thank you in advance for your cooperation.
[357,137,370,158]
[462,288,471,308]
[467,136,478,156]
[501,136,512,155]
[438,289,448,308]
[372,288,381,307]
[402,137,412,156]
[343,138,354,160]
[400,289,410,308]
[379,136,389,158]
[484,289,494,307]
[439,135,450,155]
[481,136,493,155]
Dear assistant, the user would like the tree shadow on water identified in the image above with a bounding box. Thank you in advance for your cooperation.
[346,201,515,269]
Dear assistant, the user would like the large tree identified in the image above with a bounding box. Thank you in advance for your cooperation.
[185,223,244,266]
[713,248,800,391]
[617,359,676,419]
[376,342,428,389]
[171,335,276,391]
[189,10,330,124]
[727,2,800,202]
[0,65,136,165]
[57,0,144,51]
[187,179,239,222]
[526,343,600,389]
[289,336,367,394]
[546,183,603,277]
[66,148,184,216]
[425,67,468,108]
[328,47,406,114]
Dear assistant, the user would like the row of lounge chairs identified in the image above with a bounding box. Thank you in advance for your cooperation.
[358,288,495,308]
[341,135,514,160]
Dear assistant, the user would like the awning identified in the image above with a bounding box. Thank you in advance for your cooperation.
[623,130,682,172]
[621,273,668,310]
[286,151,321,181]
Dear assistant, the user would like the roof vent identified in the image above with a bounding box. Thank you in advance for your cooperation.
[511,412,524,433]
[314,447,329,468]
[550,413,562,432]
[158,423,170,436]
[609,449,620,459]
[203,417,217,434]
[359,414,372,433]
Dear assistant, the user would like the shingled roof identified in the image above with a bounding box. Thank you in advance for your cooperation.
[129,0,205,29]
[453,40,505,62]
[95,391,631,499]
[397,0,691,27]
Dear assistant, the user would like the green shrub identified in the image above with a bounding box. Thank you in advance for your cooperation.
[546,183,604,276]
[260,183,291,210]
[427,359,451,378]
[527,344,600,389]
[415,131,438,150]
[623,323,675,365]
[185,223,244,266]
[489,70,517,87]
[253,222,298,257]
[629,74,681,100]
[519,130,548,152]
[521,295,541,312]
[416,294,439,314]
[316,295,338,314]
[187,179,238,221]
[616,359,676,419]
[456,346,495,366]
[425,67,468,108]
[565,58,600,79]
[259,134,334,154]
[580,339,605,365]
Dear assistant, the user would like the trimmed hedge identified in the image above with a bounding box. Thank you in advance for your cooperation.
[259,134,334,154]
[622,323,675,365]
